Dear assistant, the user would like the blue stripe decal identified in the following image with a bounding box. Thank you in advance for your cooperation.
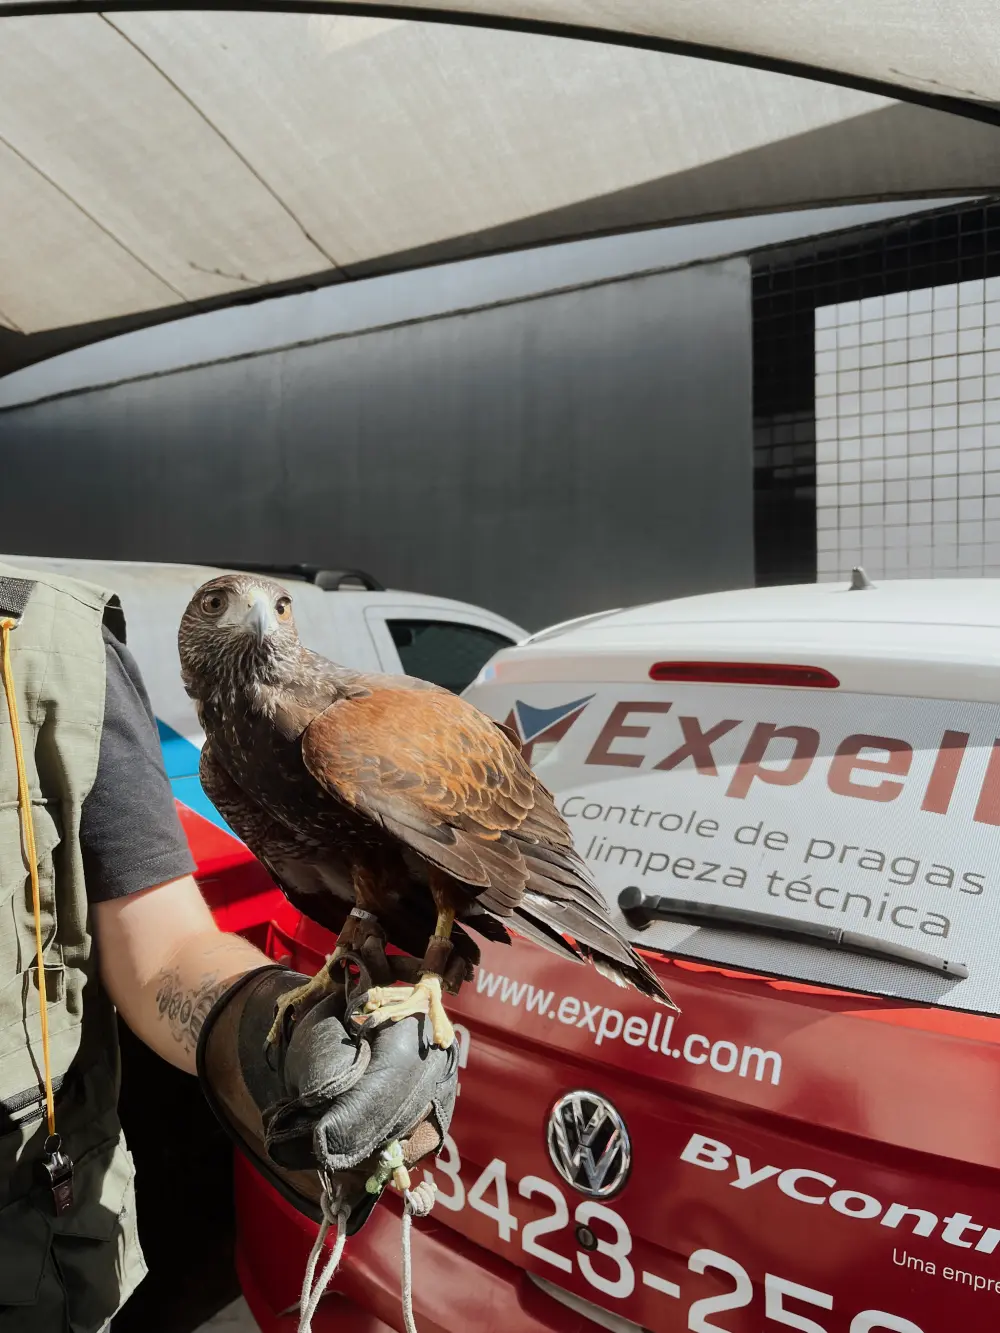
[157,719,202,779]
[155,717,238,839]
[170,775,237,838]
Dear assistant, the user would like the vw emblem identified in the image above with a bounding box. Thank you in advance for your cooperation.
[546,1090,631,1198]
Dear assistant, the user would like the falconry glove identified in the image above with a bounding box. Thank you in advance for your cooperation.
[196,955,459,1235]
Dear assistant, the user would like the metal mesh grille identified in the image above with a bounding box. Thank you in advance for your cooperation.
[752,200,1000,586]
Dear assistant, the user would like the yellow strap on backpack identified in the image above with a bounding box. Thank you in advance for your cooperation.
[0,619,55,1139]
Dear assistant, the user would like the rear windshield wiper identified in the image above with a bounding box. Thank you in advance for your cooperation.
[618,887,969,980]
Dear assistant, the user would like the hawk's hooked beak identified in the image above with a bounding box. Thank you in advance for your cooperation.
[243,593,275,644]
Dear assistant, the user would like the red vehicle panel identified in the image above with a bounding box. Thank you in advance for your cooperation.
[181,775,1000,1333]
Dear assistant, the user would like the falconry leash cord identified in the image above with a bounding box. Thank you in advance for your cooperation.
[295,1148,437,1333]
[1,619,74,1213]
[294,934,439,1333]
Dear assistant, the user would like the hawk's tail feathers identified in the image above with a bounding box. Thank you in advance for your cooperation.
[504,893,678,1012]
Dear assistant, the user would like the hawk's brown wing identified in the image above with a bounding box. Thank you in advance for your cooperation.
[302,690,560,905]
[300,688,676,1006]
[199,741,495,967]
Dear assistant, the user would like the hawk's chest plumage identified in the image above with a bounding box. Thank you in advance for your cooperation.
[200,693,380,850]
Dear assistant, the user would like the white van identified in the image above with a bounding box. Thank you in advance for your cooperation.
[0,556,526,747]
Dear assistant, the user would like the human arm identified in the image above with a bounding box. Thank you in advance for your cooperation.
[93,872,270,1074]
[82,623,268,1070]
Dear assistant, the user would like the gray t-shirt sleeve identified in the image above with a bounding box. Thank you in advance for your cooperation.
[81,625,196,903]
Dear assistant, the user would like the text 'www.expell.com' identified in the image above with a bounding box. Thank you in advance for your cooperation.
[473,967,782,1086]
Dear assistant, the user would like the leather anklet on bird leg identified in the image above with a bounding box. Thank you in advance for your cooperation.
[266,902,389,1050]
[421,907,455,977]
[362,906,456,1049]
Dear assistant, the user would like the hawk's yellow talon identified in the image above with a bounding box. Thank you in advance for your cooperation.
[264,962,337,1050]
[361,973,455,1049]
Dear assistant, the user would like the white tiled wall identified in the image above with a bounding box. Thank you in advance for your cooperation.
[815,277,1000,581]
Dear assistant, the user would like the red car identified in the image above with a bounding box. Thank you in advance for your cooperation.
[190,576,1000,1333]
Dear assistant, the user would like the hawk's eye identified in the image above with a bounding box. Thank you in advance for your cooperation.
[275,597,292,622]
[201,593,226,616]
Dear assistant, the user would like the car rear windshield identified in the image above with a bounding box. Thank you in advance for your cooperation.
[539,681,1000,1015]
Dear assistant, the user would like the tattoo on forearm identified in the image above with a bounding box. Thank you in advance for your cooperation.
[154,969,227,1054]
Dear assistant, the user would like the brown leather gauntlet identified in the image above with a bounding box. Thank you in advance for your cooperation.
[196,961,458,1234]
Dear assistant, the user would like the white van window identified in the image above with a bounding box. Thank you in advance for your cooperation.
[500,681,1000,1016]
[388,620,514,693]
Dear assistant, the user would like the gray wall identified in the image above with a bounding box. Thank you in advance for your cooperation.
[0,257,753,629]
